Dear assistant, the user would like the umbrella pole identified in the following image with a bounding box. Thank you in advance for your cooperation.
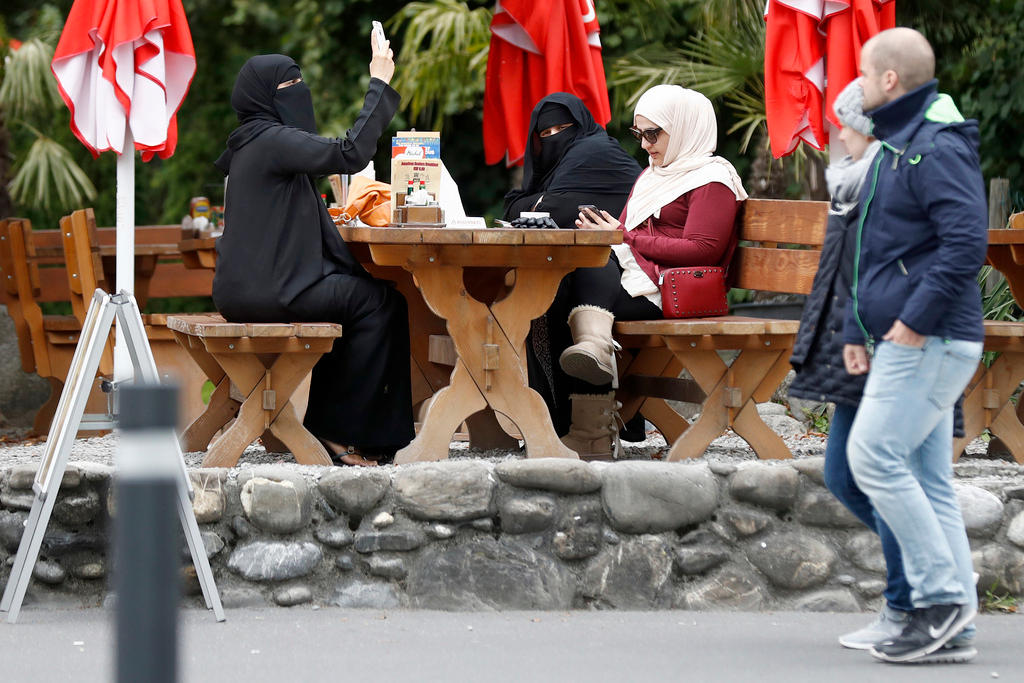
[115,130,136,390]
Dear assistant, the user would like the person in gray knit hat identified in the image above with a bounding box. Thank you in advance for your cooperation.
[789,74,971,662]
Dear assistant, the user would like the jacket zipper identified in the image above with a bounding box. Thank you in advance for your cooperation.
[851,149,887,350]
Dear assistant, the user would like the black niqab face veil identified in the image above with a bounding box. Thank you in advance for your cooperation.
[215,54,317,173]
[534,103,578,176]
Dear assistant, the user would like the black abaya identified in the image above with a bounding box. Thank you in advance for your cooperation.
[502,93,642,434]
[213,55,413,450]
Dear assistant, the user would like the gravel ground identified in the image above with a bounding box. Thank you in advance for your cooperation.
[0,420,1010,479]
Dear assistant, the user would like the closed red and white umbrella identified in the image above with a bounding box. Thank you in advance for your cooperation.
[764,0,894,158]
[483,0,611,166]
[51,0,195,380]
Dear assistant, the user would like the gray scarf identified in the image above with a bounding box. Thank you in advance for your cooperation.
[825,140,881,215]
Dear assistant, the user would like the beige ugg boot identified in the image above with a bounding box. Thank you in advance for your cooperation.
[560,392,622,461]
[559,305,618,385]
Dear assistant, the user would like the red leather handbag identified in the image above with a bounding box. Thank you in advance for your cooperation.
[658,266,729,318]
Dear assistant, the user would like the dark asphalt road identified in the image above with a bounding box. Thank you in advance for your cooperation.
[1,607,1021,682]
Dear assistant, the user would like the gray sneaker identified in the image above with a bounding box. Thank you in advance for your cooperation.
[838,605,911,650]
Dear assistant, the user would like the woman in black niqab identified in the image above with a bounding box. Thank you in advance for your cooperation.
[503,93,642,436]
[212,49,413,465]
[504,92,641,228]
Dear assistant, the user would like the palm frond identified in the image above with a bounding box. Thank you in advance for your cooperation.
[8,132,97,210]
[0,38,62,117]
[388,0,492,128]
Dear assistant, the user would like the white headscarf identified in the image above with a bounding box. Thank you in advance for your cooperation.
[622,85,747,231]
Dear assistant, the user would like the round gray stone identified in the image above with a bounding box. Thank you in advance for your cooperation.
[790,457,826,486]
[201,531,225,559]
[795,488,862,527]
[1007,511,1024,550]
[318,468,391,516]
[39,530,104,556]
[956,484,1004,539]
[1,489,35,511]
[845,531,886,574]
[581,536,674,609]
[718,508,773,537]
[0,510,26,552]
[470,518,494,532]
[219,587,267,609]
[189,471,226,524]
[71,561,106,580]
[856,579,886,598]
[393,461,496,521]
[335,553,355,571]
[707,461,738,477]
[372,511,395,528]
[273,585,313,607]
[972,543,1024,595]
[601,462,718,533]
[677,566,767,611]
[427,524,456,540]
[52,487,102,526]
[756,402,788,416]
[494,459,601,494]
[794,589,861,612]
[498,494,557,534]
[729,464,799,511]
[746,532,837,589]
[331,577,404,609]
[314,519,355,548]
[240,477,312,534]
[227,541,322,581]
[33,559,66,585]
[673,545,730,575]
[407,537,574,610]
[366,555,408,580]
[353,521,427,553]
[761,414,805,439]
[7,465,81,491]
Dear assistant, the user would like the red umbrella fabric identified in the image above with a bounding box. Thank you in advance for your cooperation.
[483,0,611,166]
[51,0,196,161]
[764,0,894,158]
[822,0,895,129]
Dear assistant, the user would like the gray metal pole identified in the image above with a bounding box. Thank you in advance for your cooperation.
[114,384,180,683]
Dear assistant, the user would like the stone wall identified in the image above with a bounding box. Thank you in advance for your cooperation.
[2,458,1023,611]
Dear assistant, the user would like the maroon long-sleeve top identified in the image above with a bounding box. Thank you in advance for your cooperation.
[618,181,741,285]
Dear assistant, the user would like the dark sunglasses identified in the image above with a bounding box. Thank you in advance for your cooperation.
[629,126,663,144]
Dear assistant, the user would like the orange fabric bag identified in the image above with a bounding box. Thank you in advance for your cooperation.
[339,176,391,226]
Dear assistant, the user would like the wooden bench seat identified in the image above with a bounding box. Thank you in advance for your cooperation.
[613,198,1024,463]
[167,314,342,467]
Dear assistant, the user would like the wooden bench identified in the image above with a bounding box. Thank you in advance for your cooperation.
[166,314,341,467]
[0,212,215,432]
[614,198,1024,463]
[57,208,211,427]
[0,218,104,433]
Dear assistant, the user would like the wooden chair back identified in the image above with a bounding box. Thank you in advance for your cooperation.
[731,198,829,295]
[0,218,47,374]
[60,208,114,373]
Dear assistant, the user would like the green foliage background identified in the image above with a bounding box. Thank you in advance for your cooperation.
[2,0,1022,231]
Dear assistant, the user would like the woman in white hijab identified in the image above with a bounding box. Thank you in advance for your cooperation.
[557,84,747,459]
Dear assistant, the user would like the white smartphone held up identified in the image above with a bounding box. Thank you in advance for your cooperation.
[372,21,386,50]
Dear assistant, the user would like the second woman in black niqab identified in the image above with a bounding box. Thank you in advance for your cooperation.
[503,93,642,436]
[212,48,412,466]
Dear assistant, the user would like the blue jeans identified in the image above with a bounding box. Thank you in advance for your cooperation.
[824,402,913,612]
[848,337,982,609]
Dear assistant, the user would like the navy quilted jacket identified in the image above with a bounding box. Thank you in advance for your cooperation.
[842,81,986,346]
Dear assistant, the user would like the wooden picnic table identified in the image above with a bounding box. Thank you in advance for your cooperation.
[34,242,181,309]
[975,218,1024,460]
[337,225,621,463]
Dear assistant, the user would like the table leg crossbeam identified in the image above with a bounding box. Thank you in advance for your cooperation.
[396,265,577,463]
